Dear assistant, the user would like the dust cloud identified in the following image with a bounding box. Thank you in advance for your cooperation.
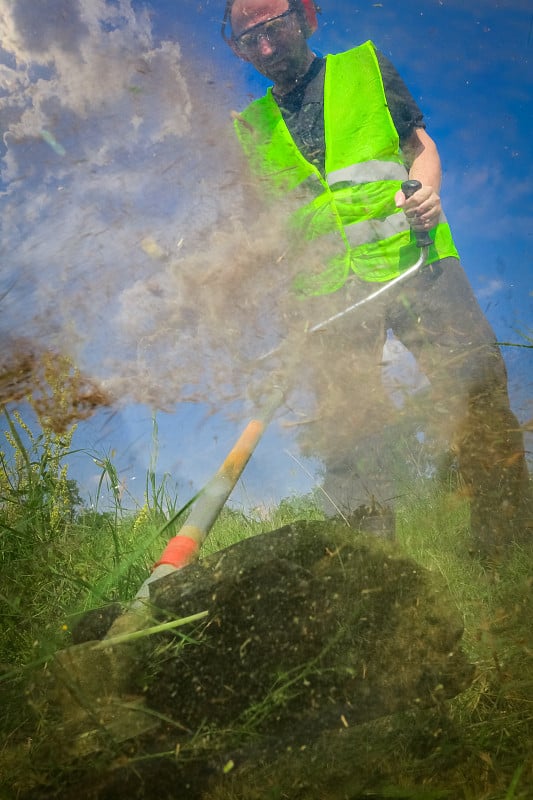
[0,0,446,507]
[0,0,356,427]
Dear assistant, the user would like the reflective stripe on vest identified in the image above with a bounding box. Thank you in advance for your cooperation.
[345,212,410,247]
[235,42,459,293]
[327,160,408,187]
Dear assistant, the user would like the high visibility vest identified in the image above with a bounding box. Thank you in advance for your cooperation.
[234,41,459,294]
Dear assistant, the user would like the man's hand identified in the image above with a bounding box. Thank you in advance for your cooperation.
[394,182,442,231]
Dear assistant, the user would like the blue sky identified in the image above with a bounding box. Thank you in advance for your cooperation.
[1,0,531,512]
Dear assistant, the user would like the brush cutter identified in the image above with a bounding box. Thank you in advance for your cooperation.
[47,180,432,751]
[123,179,432,615]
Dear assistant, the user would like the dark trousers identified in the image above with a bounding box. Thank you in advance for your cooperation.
[297,258,531,552]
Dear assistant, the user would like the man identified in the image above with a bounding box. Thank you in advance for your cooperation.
[222,0,531,555]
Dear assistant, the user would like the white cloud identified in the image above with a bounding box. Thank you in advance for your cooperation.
[476,279,505,298]
[0,0,290,412]
[0,0,190,177]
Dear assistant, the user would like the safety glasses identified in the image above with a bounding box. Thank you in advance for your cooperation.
[232,9,296,53]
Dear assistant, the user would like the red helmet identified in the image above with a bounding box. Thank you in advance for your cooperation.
[221,0,320,49]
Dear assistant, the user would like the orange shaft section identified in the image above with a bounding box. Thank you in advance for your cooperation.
[180,416,268,547]
[219,419,265,484]
[153,387,284,570]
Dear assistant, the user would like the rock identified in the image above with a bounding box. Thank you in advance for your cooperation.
[144,520,473,745]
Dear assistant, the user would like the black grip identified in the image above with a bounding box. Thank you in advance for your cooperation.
[401,180,432,248]
[401,179,422,199]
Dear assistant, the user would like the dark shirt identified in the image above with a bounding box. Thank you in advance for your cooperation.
[272,52,425,174]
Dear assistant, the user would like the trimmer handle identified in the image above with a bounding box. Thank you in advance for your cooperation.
[401,179,433,248]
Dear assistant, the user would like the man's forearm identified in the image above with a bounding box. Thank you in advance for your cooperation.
[397,128,443,230]
[404,128,442,191]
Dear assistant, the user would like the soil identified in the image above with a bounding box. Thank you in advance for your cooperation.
[18,520,474,799]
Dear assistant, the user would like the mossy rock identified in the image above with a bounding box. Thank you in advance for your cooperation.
[145,520,473,740]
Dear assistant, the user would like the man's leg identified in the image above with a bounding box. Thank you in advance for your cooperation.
[296,298,397,537]
[390,258,531,555]
[318,428,398,538]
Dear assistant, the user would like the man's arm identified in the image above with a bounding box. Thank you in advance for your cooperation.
[396,128,443,232]
[377,52,443,232]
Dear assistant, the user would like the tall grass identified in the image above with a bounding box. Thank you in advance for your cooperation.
[0,409,172,668]
[0,407,81,664]
[0,403,318,670]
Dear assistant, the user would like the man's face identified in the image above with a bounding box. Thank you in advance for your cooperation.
[230,0,312,90]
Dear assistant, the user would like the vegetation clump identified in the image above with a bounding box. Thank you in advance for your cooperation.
[0,404,532,799]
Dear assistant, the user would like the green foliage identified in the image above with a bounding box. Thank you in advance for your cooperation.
[202,493,323,556]
[0,405,532,799]
[0,406,197,668]
[0,408,79,539]
[0,408,81,663]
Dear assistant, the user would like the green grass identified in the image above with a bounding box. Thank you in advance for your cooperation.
[203,493,324,556]
[202,489,533,800]
[0,407,532,799]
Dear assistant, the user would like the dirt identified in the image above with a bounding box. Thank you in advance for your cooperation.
[18,520,474,799]
[0,338,112,432]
